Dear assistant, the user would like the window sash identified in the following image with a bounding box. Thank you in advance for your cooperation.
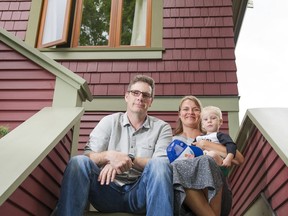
[72,0,151,48]
[37,0,72,48]
[37,0,152,48]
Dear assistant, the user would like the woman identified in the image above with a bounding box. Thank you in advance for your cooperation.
[172,96,244,216]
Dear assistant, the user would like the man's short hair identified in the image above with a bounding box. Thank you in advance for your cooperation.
[127,75,155,98]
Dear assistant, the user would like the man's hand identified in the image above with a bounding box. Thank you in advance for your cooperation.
[106,151,133,174]
[98,151,133,185]
[98,164,117,185]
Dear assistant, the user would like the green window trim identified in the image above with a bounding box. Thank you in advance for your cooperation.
[26,0,163,60]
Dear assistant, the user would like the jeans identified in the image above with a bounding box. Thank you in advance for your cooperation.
[55,155,173,216]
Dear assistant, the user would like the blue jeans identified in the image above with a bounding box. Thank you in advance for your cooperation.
[55,155,173,216]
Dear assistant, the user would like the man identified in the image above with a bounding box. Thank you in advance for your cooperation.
[54,75,174,216]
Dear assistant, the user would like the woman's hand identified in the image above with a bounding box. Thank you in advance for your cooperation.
[193,140,245,166]
[193,139,205,149]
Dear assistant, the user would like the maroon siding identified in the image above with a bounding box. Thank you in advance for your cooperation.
[1,0,238,214]
[221,111,229,134]
[0,0,31,41]
[229,128,288,216]
[0,129,73,216]
[78,111,230,154]
[0,42,55,131]
[78,111,180,154]
[0,0,237,129]
[59,0,237,97]
[60,0,237,150]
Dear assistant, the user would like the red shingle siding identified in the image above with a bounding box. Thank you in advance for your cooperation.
[53,0,238,98]
[0,0,31,40]
[229,128,288,216]
[0,130,73,215]
[78,111,180,154]
[78,111,230,154]
[0,0,238,214]
[0,42,54,131]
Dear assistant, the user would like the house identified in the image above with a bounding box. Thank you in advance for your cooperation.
[1,0,287,215]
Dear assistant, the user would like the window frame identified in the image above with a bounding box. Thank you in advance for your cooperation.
[27,0,163,60]
[37,0,73,48]
[38,0,152,48]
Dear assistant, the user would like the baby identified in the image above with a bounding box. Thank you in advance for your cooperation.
[195,106,237,167]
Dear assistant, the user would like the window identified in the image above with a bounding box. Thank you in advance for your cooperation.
[37,0,152,48]
[37,0,72,48]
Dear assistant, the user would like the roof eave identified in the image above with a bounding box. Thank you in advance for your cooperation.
[233,0,249,45]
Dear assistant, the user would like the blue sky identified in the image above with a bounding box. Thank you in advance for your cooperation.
[236,0,288,122]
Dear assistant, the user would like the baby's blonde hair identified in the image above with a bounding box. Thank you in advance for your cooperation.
[201,106,222,120]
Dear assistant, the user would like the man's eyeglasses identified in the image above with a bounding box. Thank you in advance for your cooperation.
[128,90,152,99]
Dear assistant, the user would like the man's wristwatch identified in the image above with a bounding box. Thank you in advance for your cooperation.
[128,154,135,162]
